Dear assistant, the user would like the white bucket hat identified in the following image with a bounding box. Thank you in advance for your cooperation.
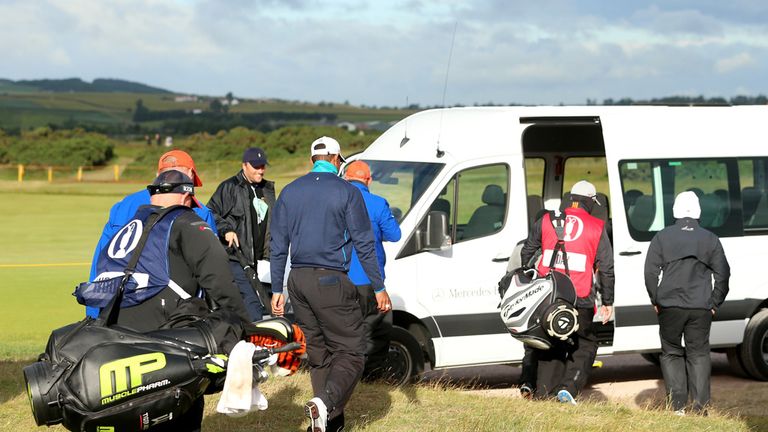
[673,191,701,219]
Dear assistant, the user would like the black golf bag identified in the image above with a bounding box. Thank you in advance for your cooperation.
[498,212,580,350]
[24,310,245,431]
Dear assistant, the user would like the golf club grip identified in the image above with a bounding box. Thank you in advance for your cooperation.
[274,342,302,353]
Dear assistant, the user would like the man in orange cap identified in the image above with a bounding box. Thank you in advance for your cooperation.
[87,150,217,317]
[343,160,401,381]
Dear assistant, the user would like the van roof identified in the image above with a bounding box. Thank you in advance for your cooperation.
[362,105,768,163]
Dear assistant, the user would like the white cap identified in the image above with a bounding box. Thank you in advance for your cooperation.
[310,136,346,162]
[673,191,701,219]
[570,180,598,199]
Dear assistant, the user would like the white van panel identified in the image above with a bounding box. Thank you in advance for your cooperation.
[432,334,526,368]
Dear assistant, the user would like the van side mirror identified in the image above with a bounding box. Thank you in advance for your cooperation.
[422,211,451,251]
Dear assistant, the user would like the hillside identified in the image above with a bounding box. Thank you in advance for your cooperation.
[0,78,170,94]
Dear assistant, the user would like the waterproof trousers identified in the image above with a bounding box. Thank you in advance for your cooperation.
[288,268,365,422]
[356,284,393,380]
[658,307,712,411]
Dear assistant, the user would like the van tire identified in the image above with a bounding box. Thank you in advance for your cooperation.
[726,347,749,378]
[739,309,768,381]
[383,326,424,386]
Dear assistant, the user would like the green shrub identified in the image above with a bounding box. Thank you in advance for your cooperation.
[1,128,114,166]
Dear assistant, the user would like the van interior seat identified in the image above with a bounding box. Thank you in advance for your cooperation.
[526,194,544,227]
[742,187,761,223]
[623,189,643,210]
[628,194,655,231]
[698,193,724,227]
[463,184,506,239]
[749,191,768,226]
[592,192,612,243]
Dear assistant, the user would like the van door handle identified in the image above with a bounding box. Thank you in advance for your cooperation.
[619,251,642,256]
[492,257,510,262]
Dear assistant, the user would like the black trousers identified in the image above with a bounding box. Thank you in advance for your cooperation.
[658,307,712,411]
[356,284,393,379]
[229,261,263,322]
[535,307,597,397]
[288,268,365,421]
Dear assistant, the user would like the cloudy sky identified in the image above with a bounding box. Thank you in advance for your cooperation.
[2,0,767,106]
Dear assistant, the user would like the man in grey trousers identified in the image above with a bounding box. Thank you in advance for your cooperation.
[644,191,730,415]
[270,136,391,432]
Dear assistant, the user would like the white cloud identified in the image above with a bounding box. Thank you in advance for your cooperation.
[715,52,756,74]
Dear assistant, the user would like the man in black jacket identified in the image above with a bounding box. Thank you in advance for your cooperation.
[644,190,730,415]
[93,170,250,431]
[208,147,277,321]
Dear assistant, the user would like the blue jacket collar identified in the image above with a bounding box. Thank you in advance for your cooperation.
[311,160,339,174]
[349,180,369,193]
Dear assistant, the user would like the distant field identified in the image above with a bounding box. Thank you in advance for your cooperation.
[0,91,414,130]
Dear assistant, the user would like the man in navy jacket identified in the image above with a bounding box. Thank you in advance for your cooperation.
[270,137,389,432]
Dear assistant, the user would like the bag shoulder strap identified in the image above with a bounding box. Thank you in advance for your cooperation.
[99,205,186,326]
[547,211,570,276]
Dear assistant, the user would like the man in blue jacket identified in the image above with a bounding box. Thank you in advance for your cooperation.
[270,137,389,432]
[344,160,401,381]
[87,150,217,317]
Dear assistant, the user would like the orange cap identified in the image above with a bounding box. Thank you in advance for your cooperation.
[344,160,371,182]
[157,150,203,186]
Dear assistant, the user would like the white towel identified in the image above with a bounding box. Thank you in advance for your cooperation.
[216,341,269,416]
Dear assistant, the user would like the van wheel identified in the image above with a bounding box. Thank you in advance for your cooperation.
[382,326,424,386]
[641,352,660,366]
[739,309,768,381]
[726,347,749,378]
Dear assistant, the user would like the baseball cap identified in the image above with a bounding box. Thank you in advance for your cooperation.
[569,180,600,206]
[157,150,203,187]
[673,191,701,219]
[147,171,195,196]
[243,147,268,167]
[344,160,371,182]
[310,136,346,163]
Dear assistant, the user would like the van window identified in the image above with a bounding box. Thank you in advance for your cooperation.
[619,159,741,241]
[454,164,509,242]
[398,163,509,259]
[564,156,611,223]
[353,160,444,223]
[739,158,768,230]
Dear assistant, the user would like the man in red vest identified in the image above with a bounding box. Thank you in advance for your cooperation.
[520,180,614,404]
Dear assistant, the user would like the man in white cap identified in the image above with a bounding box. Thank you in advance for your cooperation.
[644,190,730,415]
[520,180,614,404]
[270,136,390,432]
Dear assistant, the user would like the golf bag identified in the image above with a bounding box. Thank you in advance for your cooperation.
[498,212,579,350]
[23,310,244,431]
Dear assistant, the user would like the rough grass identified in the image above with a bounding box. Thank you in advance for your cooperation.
[1,365,765,432]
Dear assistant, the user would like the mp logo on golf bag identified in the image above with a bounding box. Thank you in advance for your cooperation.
[99,353,167,402]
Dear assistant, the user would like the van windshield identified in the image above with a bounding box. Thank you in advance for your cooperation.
[348,160,444,223]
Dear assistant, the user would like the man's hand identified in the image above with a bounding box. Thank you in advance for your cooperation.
[375,290,392,313]
[599,305,613,324]
[654,305,659,315]
[711,308,716,316]
[225,231,239,248]
[271,293,285,317]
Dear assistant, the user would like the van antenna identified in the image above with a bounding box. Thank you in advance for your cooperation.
[400,96,410,147]
[436,21,458,158]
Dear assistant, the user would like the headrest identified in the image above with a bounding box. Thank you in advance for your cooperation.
[482,184,505,206]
